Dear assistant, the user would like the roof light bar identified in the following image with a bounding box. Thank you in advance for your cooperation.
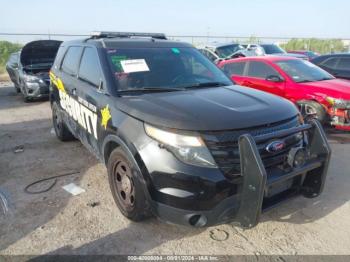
[90,31,167,40]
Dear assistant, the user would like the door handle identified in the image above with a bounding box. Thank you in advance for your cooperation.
[243,81,253,86]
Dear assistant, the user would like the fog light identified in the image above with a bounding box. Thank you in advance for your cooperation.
[287,147,307,168]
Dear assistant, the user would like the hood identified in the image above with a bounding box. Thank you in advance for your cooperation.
[116,85,298,131]
[20,40,62,67]
[301,79,350,100]
[272,53,307,59]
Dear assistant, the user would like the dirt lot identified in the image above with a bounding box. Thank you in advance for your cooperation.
[0,81,350,256]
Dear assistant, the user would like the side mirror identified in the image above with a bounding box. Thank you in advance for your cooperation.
[266,75,283,82]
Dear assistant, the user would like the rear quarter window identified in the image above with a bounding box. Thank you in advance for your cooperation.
[223,62,245,76]
[247,61,279,78]
[61,46,83,76]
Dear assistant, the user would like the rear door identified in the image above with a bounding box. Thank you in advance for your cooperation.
[221,61,247,84]
[6,53,19,84]
[75,46,108,154]
[243,61,285,96]
[57,46,84,138]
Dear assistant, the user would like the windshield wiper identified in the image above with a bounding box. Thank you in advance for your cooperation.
[117,87,184,94]
[179,82,229,89]
[298,79,314,83]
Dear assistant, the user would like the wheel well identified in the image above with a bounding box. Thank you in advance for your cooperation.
[104,141,120,164]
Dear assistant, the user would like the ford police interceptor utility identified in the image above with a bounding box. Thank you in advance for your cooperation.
[49,32,331,227]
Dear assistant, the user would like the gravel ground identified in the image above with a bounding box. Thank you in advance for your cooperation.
[0,82,350,257]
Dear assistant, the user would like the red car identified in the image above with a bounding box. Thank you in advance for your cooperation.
[218,56,350,131]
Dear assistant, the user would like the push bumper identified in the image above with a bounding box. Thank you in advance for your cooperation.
[151,119,331,228]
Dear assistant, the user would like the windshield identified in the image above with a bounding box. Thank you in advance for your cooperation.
[276,59,334,83]
[261,44,286,54]
[106,47,232,92]
[215,44,244,58]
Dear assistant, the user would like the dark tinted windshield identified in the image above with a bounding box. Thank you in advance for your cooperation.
[106,47,232,91]
[276,59,334,83]
[215,44,244,58]
[261,44,286,54]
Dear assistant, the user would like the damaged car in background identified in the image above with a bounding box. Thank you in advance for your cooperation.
[16,40,62,102]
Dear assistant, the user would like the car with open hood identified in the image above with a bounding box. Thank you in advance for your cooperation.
[49,32,330,228]
[17,40,62,101]
[218,56,350,131]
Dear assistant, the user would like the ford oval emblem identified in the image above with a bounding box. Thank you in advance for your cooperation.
[266,140,286,153]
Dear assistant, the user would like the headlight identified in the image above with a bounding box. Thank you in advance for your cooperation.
[144,123,217,168]
[326,97,350,109]
[24,75,40,82]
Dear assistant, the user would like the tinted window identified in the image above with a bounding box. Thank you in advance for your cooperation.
[247,61,279,78]
[260,44,286,54]
[223,62,245,76]
[321,57,338,69]
[8,53,18,65]
[215,44,244,58]
[337,57,350,70]
[276,59,333,83]
[78,47,101,86]
[106,47,231,91]
[61,46,83,75]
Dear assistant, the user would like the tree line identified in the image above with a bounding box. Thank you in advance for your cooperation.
[0,41,22,73]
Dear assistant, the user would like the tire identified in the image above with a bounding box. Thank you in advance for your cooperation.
[298,100,328,124]
[52,102,75,141]
[107,147,151,222]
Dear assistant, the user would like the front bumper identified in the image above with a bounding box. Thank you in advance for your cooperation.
[328,108,350,131]
[24,80,49,98]
[143,119,331,227]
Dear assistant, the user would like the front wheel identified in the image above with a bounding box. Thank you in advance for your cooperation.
[107,147,151,221]
[298,100,328,124]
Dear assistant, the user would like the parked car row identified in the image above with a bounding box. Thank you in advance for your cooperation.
[6,40,62,101]
[4,32,335,228]
[218,56,350,131]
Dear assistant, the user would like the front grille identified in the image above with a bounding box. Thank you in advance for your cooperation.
[201,117,303,178]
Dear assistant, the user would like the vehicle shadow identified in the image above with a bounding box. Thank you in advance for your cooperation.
[37,220,204,256]
[261,127,350,225]
[0,117,94,251]
[0,84,48,110]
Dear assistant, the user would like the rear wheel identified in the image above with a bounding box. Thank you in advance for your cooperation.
[107,147,150,221]
[298,100,328,124]
[52,102,75,141]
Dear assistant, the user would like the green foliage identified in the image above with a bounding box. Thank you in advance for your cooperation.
[280,38,347,54]
[0,41,22,73]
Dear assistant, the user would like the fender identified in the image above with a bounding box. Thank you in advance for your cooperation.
[101,134,154,203]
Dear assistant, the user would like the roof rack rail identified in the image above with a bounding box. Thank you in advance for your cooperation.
[90,31,167,40]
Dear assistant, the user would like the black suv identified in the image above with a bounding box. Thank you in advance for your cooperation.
[50,32,331,228]
[311,54,350,80]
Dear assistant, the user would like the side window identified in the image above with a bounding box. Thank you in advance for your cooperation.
[223,62,246,76]
[321,57,338,69]
[247,61,279,79]
[206,51,217,62]
[61,46,83,76]
[336,57,350,70]
[78,47,102,87]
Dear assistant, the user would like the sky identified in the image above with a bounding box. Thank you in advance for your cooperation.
[0,0,349,42]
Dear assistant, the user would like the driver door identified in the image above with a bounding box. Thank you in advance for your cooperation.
[243,61,285,97]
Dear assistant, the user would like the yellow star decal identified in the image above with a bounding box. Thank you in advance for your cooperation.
[101,105,112,130]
